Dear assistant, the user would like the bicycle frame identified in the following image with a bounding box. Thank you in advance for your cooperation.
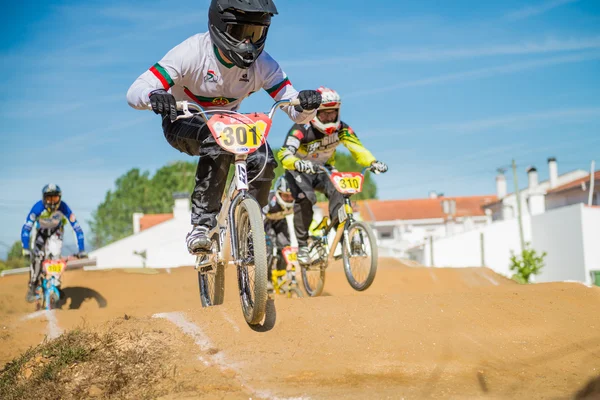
[306,166,373,267]
[35,255,67,310]
[179,99,295,271]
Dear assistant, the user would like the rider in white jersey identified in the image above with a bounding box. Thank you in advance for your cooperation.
[127,0,321,254]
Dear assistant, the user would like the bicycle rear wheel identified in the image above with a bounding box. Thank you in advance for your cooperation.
[236,198,268,325]
[301,244,326,297]
[342,221,378,291]
[198,262,225,307]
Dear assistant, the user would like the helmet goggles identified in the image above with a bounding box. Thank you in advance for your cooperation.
[225,22,267,43]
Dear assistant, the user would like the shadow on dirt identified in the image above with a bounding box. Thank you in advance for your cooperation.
[574,375,600,399]
[57,287,107,309]
[250,299,276,332]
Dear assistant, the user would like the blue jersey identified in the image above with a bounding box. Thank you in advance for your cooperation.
[21,201,85,252]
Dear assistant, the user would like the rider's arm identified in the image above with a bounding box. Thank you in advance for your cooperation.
[21,201,44,251]
[278,126,306,170]
[338,123,376,167]
[59,202,85,252]
[258,52,317,124]
[126,36,196,109]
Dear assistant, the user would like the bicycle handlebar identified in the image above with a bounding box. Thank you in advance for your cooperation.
[316,164,377,177]
[147,98,300,122]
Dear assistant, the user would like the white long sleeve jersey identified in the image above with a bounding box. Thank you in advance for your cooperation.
[127,33,315,124]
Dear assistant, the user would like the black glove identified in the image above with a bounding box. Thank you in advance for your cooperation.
[149,89,177,121]
[76,251,88,259]
[294,159,318,174]
[294,90,322,113]
[371,160,388,173]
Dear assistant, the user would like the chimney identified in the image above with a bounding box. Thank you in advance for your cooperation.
[527,166,546,215]
[527,166,539,188]
[496,169,507,198]
[132,212,144,234]
[548,157,558,188]
[429,191,438,199]
[172,192,190,220]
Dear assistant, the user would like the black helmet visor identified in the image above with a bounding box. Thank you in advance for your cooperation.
[225,23,267,43]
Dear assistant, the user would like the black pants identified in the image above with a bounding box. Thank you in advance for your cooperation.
[163,115,276,227]
[265,218,290,271]
[285,170,344,247]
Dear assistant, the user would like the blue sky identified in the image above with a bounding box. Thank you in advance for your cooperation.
[1,0,599,255]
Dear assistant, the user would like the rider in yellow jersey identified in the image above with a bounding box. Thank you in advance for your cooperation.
[277,87,388,264]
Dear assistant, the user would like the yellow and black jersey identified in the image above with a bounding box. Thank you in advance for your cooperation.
[278,122,376,170]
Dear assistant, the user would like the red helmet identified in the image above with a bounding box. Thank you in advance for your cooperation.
[310,87,341,135]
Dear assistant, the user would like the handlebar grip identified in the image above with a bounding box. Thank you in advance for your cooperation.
[146,101,190,111]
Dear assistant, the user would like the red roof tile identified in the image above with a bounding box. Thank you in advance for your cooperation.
[139,213,173,231]
[546,171,600,194]
[315,195,497,222]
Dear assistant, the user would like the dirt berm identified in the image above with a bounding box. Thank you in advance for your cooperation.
[1,258,599,399]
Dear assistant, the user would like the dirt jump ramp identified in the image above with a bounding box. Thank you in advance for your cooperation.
[1,258,599,399]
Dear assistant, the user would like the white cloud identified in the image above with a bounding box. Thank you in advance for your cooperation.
[345,51,600,98]
[433,107,600,134]
[505,0,579,21]
[281,36,600,68]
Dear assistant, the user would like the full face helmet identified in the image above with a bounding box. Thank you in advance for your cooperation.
[310,86,341,135]
[42,184,62,212]
[273,176,293,209]
[208,0,278,69]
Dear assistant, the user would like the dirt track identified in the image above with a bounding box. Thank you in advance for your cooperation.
[1,259,600,399]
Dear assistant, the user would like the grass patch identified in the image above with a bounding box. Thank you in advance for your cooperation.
[0,321,171,400]
[0,330,91,399]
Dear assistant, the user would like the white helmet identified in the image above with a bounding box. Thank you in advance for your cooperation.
[274,177,293,209]
[310,86,341,135]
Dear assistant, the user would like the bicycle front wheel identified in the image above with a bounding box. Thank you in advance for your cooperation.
[342,221,378,291]
[235,198,268,325]
[286,286,304,298]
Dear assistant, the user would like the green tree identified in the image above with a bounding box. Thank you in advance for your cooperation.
[509,243,547,284]
[0,240,28,271]
[89,161,198,248]
[8,240,24,260]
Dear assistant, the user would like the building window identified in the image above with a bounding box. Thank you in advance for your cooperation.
[378,227,395,239]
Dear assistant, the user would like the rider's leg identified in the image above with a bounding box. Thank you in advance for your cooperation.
[315,173,344,227]
[46,228,64,260]
[188,152,233,252]
[274,219,291,271]
[247,144,276,208]
[26,230,48,302]
[286,171,318,263]
[162,116,232,253]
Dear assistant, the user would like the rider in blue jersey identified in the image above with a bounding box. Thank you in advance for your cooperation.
[21,184,87,302]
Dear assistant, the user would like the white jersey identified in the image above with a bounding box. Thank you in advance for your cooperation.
[127,32,315,124]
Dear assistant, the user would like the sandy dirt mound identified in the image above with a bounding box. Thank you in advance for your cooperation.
[1,258,599,399]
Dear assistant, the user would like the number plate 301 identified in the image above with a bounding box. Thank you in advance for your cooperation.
[208,113,272,155]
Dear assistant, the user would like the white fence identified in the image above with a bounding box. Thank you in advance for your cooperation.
[408,204,600,284]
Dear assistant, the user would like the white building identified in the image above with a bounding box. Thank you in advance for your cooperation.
[408,157,600,285]
[324,194,496,258]
[484,158,592,220]
[90,191,496,269]
[89,193,196,269]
